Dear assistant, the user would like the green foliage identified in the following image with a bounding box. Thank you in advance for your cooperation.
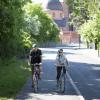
[66,0,100,29]
[47,22,60,42]
[78,14,100,44]
[78,20,95,42]
[66,0,100,50]
[0,1,60,59]
[67,0,90,29]
[24,3,60,44]
[23,3,41,36]
[0,58,30,99]
[0,0,32,59]
[25,16,40,35]
[38,13,59,43]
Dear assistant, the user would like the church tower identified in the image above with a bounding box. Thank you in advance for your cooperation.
[46,0,79,44]
[46,0,69,31]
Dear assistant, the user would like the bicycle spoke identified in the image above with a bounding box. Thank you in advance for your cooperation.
[57,74,66,93]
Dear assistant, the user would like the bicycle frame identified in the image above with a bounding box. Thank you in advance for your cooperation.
[32,63,40,92]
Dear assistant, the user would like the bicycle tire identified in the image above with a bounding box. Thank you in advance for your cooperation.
[33,73,38,92]
[57,73,66,93]
[61,74,66,93]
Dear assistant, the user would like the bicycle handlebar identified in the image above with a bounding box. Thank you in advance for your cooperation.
[30,63,42,66]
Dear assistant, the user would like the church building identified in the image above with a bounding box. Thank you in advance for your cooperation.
[45,0,79,44]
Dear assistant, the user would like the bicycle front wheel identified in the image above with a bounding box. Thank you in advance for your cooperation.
[33,74,38,92]
[60,74,66,93]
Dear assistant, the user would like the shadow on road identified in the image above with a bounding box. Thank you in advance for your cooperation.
[69,61,100,100]
[15,46,100,100]
[15,59,79,100]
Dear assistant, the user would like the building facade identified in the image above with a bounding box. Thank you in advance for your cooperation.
[45,0,79,44]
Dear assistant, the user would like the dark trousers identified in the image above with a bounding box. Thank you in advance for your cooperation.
[56,66,66,80]
[31,64,41,76]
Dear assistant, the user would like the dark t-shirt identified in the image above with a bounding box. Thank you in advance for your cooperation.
[30,49,42,64]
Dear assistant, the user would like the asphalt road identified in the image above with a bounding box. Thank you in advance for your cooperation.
[15,46,100,100]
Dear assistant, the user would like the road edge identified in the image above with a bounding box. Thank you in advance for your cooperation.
[66,71,85,100]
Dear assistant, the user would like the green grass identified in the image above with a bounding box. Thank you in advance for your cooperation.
[0,58,31,100]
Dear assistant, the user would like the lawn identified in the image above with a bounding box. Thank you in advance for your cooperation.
[0,58,31,100]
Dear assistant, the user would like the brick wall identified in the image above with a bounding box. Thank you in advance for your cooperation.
[60,31,79,44]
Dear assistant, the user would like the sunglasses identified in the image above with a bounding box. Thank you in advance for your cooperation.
[59,52,63,53]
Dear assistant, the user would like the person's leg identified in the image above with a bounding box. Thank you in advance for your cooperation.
[31,65,34,87]
[63,66,66,74]
[56,67,62,80]
[56,67,62,88]
[38,65,41,79]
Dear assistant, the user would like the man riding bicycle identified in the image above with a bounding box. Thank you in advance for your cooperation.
[29,44,42,87]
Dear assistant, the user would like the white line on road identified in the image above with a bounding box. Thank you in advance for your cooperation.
[66,71,85,100]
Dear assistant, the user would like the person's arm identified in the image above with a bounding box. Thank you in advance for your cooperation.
[63,55,69,69]
[28,50,32,65]
[55,56,59,67]
[40,50,42,61]
[66,58,69,66]
[37,50,42,75]
[29,55,31,63]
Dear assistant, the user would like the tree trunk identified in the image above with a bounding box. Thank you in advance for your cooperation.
[98,42,100,57]
[86,41,89,48]
[95,41,98,50]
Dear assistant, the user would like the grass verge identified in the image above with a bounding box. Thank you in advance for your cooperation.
[0,58,31,100]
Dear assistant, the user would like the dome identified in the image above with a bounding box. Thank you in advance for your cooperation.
[47,0,63,10]
[48,0,60,2]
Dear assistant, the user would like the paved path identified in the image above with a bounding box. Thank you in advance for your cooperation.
[15,45,100,100]
[15,59,80,100]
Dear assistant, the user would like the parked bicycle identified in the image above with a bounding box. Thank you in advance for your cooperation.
[57,65,66,93]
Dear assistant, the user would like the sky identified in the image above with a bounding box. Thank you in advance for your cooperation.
[32,0,64,8]
[32,0,48,8]
[32,0,64,3]
[32,0,44,3]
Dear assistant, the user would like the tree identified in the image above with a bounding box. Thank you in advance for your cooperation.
[0,0,31,58]
[66,0,90,29]
[24,3,60,45]
[0,1,60,59]
[78,14,100,51]
[66,0,100,51]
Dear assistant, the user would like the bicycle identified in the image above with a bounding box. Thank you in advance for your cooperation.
[57,66,66,93]
[31,63,41,92]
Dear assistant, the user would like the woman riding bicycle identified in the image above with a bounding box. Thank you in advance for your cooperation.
[55,49,69,83]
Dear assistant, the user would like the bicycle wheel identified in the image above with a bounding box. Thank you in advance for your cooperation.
[60,74,66,93]
[33,74,38,92]
[57,79,61,92]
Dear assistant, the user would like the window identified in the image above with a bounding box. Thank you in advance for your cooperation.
[69,25,73,31]
[52,12,55,17]
[60,13,62,18]
[60,13,64,18]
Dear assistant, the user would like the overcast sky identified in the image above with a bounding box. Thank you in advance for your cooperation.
[32,0,64,9]
[32,0,43,3]
[32,0,64,3]
[32,0,48,8]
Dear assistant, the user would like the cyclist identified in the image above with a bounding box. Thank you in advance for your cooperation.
[29,44,42,87]
[55,49,69,84]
